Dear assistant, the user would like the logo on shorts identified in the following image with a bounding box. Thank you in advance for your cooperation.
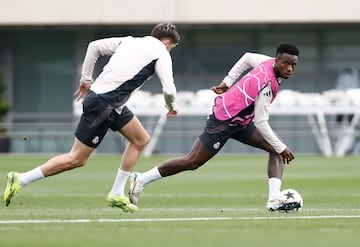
[213,142,220,150]
[92,136,99,145]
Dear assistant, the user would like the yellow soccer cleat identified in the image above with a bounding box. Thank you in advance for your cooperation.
[106,193,138,213]
[4,172,21,207]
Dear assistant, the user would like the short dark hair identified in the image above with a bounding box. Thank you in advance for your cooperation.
[151,22,180,45]
[276,42,300,56]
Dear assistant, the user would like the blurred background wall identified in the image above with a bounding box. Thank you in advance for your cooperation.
[0,0,359,155]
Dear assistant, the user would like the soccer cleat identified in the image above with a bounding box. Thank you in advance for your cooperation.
[266,199,302,212]
[128,173,144,206]
[277,201,302,213]
[266,199,284,211]
[4,172,22,207]
[106,193,138,213]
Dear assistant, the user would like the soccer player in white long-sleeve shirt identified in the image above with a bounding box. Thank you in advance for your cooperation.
[4,22,180,212]
[129,42,299,212]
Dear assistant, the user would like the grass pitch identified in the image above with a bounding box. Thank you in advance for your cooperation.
[0,154,359,247]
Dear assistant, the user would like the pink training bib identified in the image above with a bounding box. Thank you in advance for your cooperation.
[213,59,279,125]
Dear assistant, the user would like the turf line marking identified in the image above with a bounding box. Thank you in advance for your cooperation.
[1,215,360,224]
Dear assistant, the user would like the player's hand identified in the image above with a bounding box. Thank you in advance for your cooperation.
[211,82,228,94]
[166,109,178,118]
[280,148,295,164]
[74,82,91,101]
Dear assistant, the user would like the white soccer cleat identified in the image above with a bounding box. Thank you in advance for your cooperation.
[266,199,284,211]
[128,173,144,206]
[266,189,303,212]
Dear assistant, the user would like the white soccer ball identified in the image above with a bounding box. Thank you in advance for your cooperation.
[278,189,303,213]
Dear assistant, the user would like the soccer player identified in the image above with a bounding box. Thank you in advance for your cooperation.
[3,22,180,212]
[129,42,299,211]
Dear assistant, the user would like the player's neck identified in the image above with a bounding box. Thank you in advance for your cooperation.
[273,65,284,84]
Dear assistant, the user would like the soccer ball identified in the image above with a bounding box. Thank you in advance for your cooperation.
[278,189,303,213]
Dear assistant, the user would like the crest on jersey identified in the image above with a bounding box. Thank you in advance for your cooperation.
[213,142,220,150]
[92,136,100,145]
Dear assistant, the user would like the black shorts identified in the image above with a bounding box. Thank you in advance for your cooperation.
[198,114,256,154]
[75,91,134,148]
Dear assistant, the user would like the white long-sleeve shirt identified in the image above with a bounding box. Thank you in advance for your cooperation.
[254,84,287,153]
[80,36,177,112]
[222,52,273,87]
[222,52,286,153]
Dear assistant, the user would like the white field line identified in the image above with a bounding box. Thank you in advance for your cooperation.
[1,215,360,224]
[29,193,360,197]
[138,208,360,212]
[9,207,360,212]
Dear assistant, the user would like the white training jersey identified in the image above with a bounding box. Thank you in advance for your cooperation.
[222,52,273,87]
[80,36,177,111]
[254,84,287,153]
[222,52,287,153]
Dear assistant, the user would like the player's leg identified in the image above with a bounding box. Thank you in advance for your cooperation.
[129,114,227,205]
[108,115,149,195]
[159,138,216,176]
[234,124,285,210]
[118,116,150,172]
[106,113,149,212]
[156,113,228,176]
[40,137,95,176]
[240,127,284,178]
[129,138,216,205]
[4,92,108,206]
[4,137,94,206]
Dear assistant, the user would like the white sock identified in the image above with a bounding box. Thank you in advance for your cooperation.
[110,169,130,196]
[19,166,45,187]
[138,166,162,186]
[268,177,281,201]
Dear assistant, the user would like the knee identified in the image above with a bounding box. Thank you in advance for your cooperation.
[269,150,280,157]
[69,155,88,168]
[268,151,283,162]
[269,151,283,165]
[186,162,202,171]
[183,155,205,171]
[143,133,151,146]
[133,132,150,150]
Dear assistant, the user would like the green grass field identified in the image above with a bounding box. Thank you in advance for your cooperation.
[0,154,359,247]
